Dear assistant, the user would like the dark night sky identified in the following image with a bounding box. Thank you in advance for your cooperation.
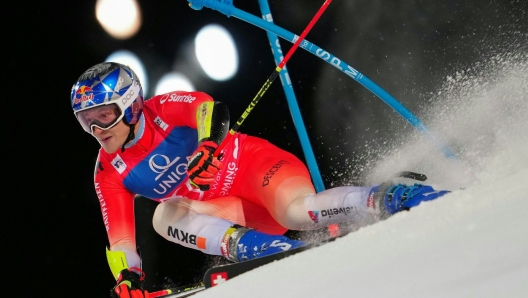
[4,0,526,296]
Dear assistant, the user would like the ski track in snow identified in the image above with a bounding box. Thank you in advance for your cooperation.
[190,50,528,297]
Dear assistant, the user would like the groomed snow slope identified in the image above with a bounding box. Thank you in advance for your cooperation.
[196,169,528,298]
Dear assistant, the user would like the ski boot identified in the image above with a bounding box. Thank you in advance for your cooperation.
[372,183,450,218]
[223,226,305,262]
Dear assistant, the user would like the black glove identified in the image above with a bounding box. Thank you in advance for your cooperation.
[110,268,149,298]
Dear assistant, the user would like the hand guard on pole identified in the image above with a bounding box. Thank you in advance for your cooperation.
[187,141,223,191]
[110,268,149,298]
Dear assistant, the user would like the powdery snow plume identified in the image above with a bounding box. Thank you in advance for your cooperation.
[367,49,528,192]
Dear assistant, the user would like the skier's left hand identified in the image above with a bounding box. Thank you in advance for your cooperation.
[187,141,223,191]
[110,268,149,298]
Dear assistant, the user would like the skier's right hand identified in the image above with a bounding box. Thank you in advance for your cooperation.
[187,141,223,191]
[110,268,150,298]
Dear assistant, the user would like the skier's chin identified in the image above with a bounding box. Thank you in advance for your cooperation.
[100,137,120,154]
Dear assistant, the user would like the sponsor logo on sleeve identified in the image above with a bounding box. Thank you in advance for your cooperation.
[154,116,169,131]
[159,94,169,104]
[160,93,196,104]
[95,183,110,231]
[111,154,127,174]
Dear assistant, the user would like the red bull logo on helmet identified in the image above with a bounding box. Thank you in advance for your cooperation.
[76,85,92,95]
[74,85,94,104]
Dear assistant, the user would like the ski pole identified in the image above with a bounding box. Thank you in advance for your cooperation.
[214,0,333,155]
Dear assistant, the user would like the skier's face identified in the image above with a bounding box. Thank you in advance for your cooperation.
[92,119,131,154]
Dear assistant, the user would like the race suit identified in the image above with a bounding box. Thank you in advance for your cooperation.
[94,91,315,269]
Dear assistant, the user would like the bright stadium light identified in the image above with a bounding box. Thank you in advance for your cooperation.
[96,0,142,40]
[105,50,148,95]
[154,72,195,95]
[195,24,239,81]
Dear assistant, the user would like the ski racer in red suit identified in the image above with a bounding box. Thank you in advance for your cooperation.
[71,62,450,298]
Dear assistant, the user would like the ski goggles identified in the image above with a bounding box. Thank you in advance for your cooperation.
[75,103,124,133]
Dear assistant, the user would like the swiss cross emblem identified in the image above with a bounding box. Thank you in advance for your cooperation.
[210,272,228,286]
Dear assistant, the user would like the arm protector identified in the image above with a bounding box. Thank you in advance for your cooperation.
[106,247,141,280]
[196,101,229,146]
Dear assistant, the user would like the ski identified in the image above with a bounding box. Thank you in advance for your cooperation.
[151,283,205,298]
[202,220,359,288]
[150,244,316,297]
[160,286,204,298]
[203,239,337,288]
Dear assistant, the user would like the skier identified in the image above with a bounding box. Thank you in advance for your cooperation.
[71,62,450,298]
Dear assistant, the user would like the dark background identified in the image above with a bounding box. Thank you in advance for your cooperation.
[3,0,526,297]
